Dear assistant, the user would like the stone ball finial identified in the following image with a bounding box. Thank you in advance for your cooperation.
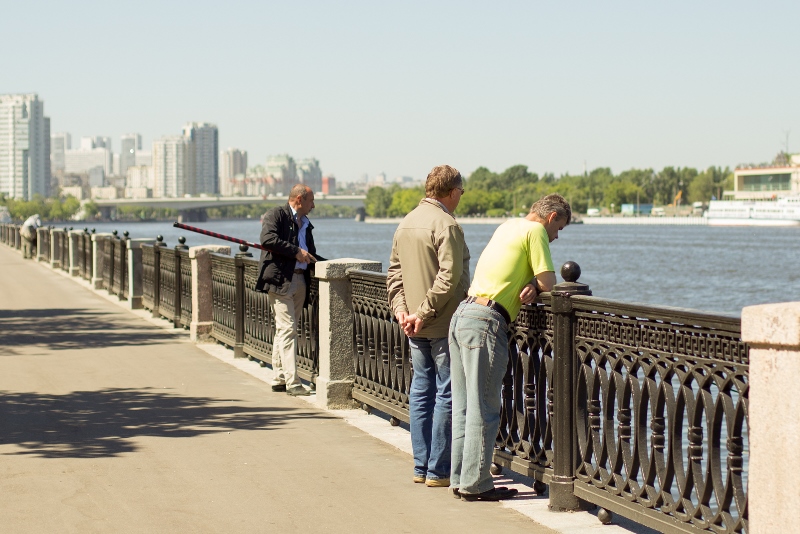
[239,244,249,253]
[69,227,73,231]
[123,231,129,238]
[561,261,581,283]
[156,235,163,242]
[91,228,96,233]
[83,227,88,232]
[112,230,118,236]
[178,236,186,245]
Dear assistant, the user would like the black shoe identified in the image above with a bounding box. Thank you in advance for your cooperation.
[451,488,461,499]
[271,384,286,392]
[460,487,518,502]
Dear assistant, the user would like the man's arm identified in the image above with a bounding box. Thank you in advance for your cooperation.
[386,236,408,325]
[519,271,556,305]
[260,209,301,259]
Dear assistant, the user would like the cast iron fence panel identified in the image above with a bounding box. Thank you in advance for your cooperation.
[101,236,115,291]
[113,238,128,299]
[142,245,155,310]
[494,297,556,484]
[569,297,748,534]
[52,230,63,268]
[82,233,94,280]
[240,260,320,382]
[39,228,50,262]
[159,248,177,322]
[349,270,412,422]
[211,254,236,346]
[60,231,70,272]
[179,249,192,327]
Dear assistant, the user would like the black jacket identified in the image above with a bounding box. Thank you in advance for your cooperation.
[255,203,324,304]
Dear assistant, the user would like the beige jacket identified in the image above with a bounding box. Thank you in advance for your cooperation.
[387,198,470,339]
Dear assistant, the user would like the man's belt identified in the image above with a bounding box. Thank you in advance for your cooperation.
[293,268,306,274]
[465,296,511,325]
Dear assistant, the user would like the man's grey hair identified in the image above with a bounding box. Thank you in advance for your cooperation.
[289,184,312,201]
[529,193,572,223]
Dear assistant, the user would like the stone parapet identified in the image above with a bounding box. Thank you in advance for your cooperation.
[742,301,800,533]
[189,245,231,342]
[314,258,382,409]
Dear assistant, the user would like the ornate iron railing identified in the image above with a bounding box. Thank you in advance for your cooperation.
[569,298,748,534]
[112,235,128,299]
[82,232,94,280]
[349,270,412,422]
[142,244,155,310]
[52,229,63,268]
[59,230,70,272]
[211,254,236,346]
[347,268,748,534]
[101,235,115,290]
[179,248,192,327]
[159,247,177,322]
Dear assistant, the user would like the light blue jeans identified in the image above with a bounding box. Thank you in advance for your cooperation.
[408,337,451,481]
[449,301,509,494]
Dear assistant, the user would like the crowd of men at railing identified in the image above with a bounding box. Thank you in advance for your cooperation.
[0,206,753,533]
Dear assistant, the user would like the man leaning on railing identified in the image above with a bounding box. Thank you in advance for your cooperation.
[449,193,571,502]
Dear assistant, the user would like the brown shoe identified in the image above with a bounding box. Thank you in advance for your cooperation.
[413,475,425,484]
[425,477,450,487]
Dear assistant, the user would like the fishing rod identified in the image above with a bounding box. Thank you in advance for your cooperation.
[172,222,266,251]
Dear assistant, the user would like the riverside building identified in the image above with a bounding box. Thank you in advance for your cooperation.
[220,148,247,196]
[182,122,218,195]
[120,133,142,179]
[0,93,51,200]
[152,135,192,198]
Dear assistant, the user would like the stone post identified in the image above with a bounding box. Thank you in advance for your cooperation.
[126,238,156,309]
[91,233,112,289]
[314,258,382,409]
[741,301,800,533]
[189,245,231,342]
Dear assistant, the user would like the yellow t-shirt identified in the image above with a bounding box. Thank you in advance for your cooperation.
[469,218,554,321]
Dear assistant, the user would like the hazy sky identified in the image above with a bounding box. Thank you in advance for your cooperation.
[3,1,798,182]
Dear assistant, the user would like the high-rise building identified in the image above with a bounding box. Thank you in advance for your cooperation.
[51,132,72,174]
[0,93,51,199]
[220,148,247,196]
[182,122,218,195]
[297,158,322,193]
[120,133,142,179]
[266,154,297,195]
[322,175,336,195]
[152,135,191,198]
[64,143,113,177]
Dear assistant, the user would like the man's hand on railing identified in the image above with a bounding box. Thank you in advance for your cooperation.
[295,249,317,263]
[519,282,538,305]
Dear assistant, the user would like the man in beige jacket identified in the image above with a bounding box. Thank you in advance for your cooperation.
[387,165,470,488]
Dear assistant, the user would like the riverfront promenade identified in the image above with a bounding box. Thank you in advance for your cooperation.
[0,244,565,533]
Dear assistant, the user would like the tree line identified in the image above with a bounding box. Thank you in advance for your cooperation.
[365,165,734,218]
[0,194,94,222]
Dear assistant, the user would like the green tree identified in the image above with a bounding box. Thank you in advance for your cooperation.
[365,186,397,218]
[387,187,424,217]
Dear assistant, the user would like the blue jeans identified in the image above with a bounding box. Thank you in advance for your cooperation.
[408,336,451,481]
[449,301,509,494]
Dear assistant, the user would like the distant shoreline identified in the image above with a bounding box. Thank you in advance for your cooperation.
[365,216,709,226]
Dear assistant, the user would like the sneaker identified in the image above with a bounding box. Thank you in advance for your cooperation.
[413,475,425,484]
[425,477,450,487]
[460,487,518,502]
[286,385,311,397]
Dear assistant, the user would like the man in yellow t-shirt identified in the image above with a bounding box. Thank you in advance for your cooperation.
[449,193,571,502]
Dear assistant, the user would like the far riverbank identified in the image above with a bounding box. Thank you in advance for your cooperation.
[365,216,708,225]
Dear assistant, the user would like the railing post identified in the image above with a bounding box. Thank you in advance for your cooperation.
[314,259,382,409]
[233,244,252,358]
[49,228,59,269]
[189,245,231,342]
[68,229,80,276]
[549,261,593,512]
[152,235,166,318]
[173,236,189,328]
[90,232,109,289]
[742,301,800,533]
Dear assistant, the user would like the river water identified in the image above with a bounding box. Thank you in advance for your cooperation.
[77,218,799,316]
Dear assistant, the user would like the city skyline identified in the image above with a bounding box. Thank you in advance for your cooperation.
[2,2,798,183]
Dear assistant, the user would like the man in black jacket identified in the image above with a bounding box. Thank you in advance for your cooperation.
[256,184,322,396]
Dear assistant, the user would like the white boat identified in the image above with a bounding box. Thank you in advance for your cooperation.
[706,195,800,226]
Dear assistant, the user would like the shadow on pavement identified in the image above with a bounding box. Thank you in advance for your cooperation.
[0,387,331,458]
[0,308,177,354]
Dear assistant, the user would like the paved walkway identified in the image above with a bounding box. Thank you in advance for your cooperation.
[0,244,653,534]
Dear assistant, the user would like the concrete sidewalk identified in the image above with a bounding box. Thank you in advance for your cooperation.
[0,244,559,533]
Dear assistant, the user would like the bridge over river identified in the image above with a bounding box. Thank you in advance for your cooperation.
[93,194,367,221]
